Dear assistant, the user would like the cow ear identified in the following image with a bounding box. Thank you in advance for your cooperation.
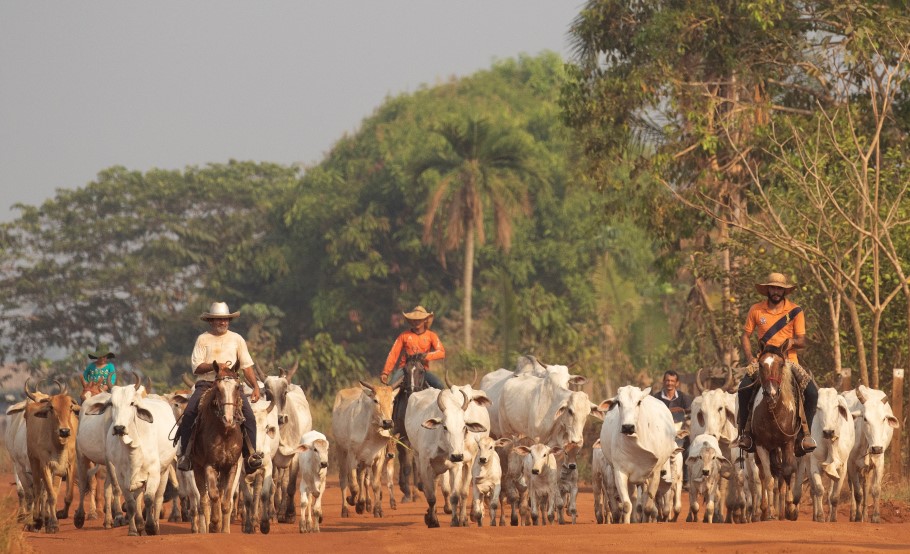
[837,404,850,421]
[421,417,442,429]
[514,445,532,456]
[597,399,615,412]
[136,407,154,423]
[85,401,111,416]
[295,443,311,453]
[887,415,900,429]
[549,445,563,456]
[676,429,689,440]
[673,446,684,455]
[696,411,705,427]
[465,422,488,434]
[725,408,737,426]
[568,375,587,387]
[494,437,513,449]
[554,405,567,419]
[71,402,81,413]
[471,392,492,407]
[314,439,329,451]
[589,403,604,421]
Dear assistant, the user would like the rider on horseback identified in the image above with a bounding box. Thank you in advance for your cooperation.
[736,273,818,454]
[176,302,265,473]
[380,305,445,389]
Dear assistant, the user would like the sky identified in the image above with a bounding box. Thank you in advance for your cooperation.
[0,1,583,223]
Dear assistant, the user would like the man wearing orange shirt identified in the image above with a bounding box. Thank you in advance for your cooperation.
[380,305,445,389]
[736,273,818,454]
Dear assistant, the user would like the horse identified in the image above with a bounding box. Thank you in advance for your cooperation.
[750,339,801,521]
[189,361,245,533]
[391,354,430,503]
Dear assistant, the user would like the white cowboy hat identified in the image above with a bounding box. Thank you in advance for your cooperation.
[755,272,797,296]
[199,301,240,321]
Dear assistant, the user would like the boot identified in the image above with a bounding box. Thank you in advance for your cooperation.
[177,454,193,471]
[244,452,264,474]
[799,433,817,454]
[736,428,755,453]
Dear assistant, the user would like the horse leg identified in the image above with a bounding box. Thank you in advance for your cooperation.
[398,442,413,502]
[755,447,773,521]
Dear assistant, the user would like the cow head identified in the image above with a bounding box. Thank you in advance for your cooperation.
[598,385,652,436]
[695,388,736,441]
[475,435,498,466]
[25,378,80,443]
[296,436,329,471]
[515,441,562,476]
[359,380,400,435]
[815,388,851,442]
[852,385,899,455]
[551,389,601,448]
[559,441,580,471]
[422,388,488,463]
[687,436,732,481]
[264,375,291,425]
[108,380,154,446]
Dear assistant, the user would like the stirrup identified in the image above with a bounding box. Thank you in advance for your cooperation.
[177,454,193,471]
[737,432,756,453]
[800,435,817,454]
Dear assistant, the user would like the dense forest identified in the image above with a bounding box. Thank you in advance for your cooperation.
[1,2,909,404]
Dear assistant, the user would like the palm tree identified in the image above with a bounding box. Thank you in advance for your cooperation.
[414,115,539,351]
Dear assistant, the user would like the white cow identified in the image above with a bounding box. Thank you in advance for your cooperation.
[655,446,683,522]
[842,385,899,523]
[405,385,490,528]
[86,383,177,536]
[515,440,563,526]
[495,435,534,526]
[74,391,124,529]
[295,430,329,533]
[263,367,313,523]
[794,387,855,522]
[239,397,279,534]
[331,380,399,518]
[470,435,503,526]
[599,385,677,523]
[499,372,600,449]
[690,388,738,523]
[686,434,733,523]
[556,443,580,524]
[591,438,611,524]
[5,393,47,523]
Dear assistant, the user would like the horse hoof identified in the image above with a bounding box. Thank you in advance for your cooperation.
[424,513,439,528]
[55,509,68,520]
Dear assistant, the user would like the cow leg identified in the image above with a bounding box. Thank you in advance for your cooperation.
[871,463,883,523]
[419,463,440,528]
[384,451,397,511]
[355,463,367,514]
[240,475,254,534]
[282,457,299,523]
[371,456,384,517]
[471,483,484,526]
[73,455,91,529]
[335,449,350,517]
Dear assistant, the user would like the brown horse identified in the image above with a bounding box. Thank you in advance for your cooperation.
[751,339,800,521]
[189,361,245,533]
[391,354,428,503]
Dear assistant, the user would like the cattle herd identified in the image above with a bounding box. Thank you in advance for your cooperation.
[2,355,899,536]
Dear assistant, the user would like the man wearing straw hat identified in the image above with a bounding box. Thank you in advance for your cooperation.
[84,345,117,389]
[175,301,264,472]
[736,273,818,454]
[380,305,445,389]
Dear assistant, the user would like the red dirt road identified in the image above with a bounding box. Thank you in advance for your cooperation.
[9,473,910,554]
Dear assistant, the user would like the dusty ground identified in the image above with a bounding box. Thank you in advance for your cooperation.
[7,473,909,554]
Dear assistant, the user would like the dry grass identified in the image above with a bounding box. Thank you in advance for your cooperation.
[0,494,31,554]
[882,474,910,503]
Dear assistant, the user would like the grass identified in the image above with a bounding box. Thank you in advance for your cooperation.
[882,474,910,503]
[0,495,30,554]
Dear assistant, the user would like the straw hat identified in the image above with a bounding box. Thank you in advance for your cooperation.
[403,305,434,328]
[755,272,797,296]
[199,301,240,321]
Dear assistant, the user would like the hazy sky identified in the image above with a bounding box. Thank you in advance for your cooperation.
[0,1,582,222]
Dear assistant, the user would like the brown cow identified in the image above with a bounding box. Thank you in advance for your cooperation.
[24,378,81,533]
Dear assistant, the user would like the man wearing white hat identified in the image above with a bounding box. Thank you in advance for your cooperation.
[380,305,445,389]
[176,301,264,472]
[736,273,818,454]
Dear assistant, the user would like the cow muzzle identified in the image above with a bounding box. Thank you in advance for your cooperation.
[386,451,395,460]
[320,461,328,469]
[568,463,577,470]
[822,429,835,440]
[869,446,884,455]
[279,414,289,425]
[532,468,540,475]
[58,428,71,438]
[702,469,710,477]
[621,424,635,435]
[449,453,464,463]
[479,457,488,464]
[113,425,127,436]
[381,419,393,430]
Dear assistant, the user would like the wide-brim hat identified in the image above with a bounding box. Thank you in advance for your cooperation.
[200,301,240,321]
[88,345,116,360]
[403,305,434,328]
[755,272,797,296]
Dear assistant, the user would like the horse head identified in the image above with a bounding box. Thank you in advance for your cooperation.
[402,354,427,393]
[212,361,243,428]
[757,339,792,403]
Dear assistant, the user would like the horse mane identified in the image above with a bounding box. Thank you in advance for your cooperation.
[760,345,795,409]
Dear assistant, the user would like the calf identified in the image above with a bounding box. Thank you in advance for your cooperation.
[515,440,563,526]
[240,397,279,534]
[470,435,503,526]
[556,442,580,524]
[686,434,733,523]
[655,445,683,522]
[296,430,329,533]
[495,436,534,526]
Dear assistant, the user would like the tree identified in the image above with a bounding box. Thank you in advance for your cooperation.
[413,115,540,351]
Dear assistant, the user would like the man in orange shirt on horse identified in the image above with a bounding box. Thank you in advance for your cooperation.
[380,305,445,389]
[736,273,818,454]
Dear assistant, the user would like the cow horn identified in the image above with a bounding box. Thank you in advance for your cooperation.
[182,373,195,388]
[146,376,153,393]
[279,367,286,379]
[132,371,141,390]
[24,378,37,402]
[266,397,276,414]
[695,367,707,392]
[437,390,446,412]
[255,366,267,382]
[722,365,734,391]
[461,389,470,411]
[54,378,67,396]
[444,366,453,389]
[359,380,375,393]
[286,360,299,382]
[856,386,866,404]
[471,367,478,388]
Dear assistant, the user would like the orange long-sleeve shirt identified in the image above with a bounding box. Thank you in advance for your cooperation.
[382,329,445,378]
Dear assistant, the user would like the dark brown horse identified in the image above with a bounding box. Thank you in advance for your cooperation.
[751,339,800,521]
[391,354,428,502]
[189,361,245,533]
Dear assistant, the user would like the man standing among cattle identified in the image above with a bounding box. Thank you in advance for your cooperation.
[175,301,264,473]
[736,273,818,454]
[380,305,445,389]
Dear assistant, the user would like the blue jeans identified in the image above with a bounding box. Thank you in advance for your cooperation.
[387,368,443,389]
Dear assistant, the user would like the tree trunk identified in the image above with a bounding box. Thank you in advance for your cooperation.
[845,296,870,386]
[463,224,474,351]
